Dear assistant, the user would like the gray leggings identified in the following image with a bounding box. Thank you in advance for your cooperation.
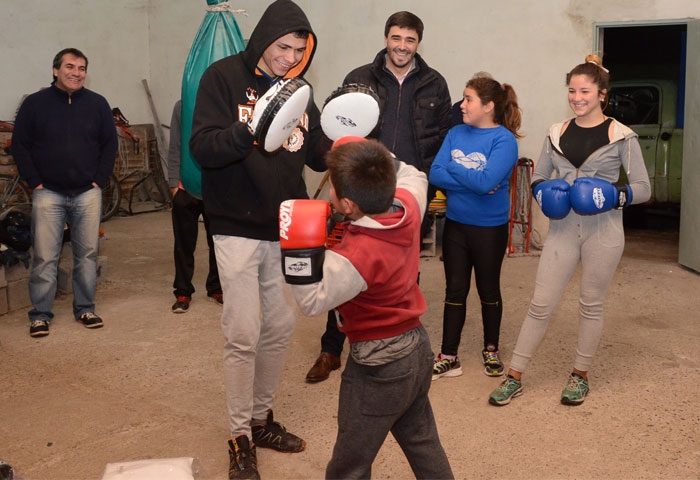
[510,210,625,374]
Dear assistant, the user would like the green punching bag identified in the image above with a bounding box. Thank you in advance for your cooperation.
[180,0,246,198]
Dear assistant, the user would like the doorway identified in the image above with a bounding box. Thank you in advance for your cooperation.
[597,20,700,272]
[597,23,686,231]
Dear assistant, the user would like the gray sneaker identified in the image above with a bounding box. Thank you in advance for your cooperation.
[488,376,523,406]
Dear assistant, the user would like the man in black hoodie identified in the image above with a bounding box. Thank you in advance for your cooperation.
[189,1,330,478]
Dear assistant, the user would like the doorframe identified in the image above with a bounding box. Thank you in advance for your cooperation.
[594,18,692,53]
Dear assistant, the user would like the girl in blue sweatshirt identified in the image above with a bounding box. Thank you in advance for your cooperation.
[429,72,522,380]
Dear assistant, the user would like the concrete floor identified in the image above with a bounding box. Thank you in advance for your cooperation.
[1,209,699,479]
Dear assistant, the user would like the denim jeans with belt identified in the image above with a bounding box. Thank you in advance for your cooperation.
[28,186,101,322]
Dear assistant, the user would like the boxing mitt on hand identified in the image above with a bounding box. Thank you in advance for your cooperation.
[570,177,633,215]
[279,199,332,285]
[248,80,286,137]
[532,179,571,220]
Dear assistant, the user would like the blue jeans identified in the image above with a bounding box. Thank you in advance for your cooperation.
[29,187,102,322]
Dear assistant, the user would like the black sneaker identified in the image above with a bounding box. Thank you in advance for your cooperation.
[251,409,306,453]
[29,319,50,337]
[172,296,191,313]
[0,458,14,480]
[228,435,259,480]
[208,293,224,305]
[481,348,505,377]
[432,354,463,380]
[77,312,103,329]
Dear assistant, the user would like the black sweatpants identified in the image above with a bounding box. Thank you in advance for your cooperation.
[171,188,221,298]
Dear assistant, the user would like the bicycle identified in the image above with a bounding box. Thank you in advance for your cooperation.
[101,173,122,222]
[0,173,31,211]
[0,122,30,210]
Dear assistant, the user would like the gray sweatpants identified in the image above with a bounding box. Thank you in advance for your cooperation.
[326,326,454,480]
[214,235,298,439]
[510,210,625,374]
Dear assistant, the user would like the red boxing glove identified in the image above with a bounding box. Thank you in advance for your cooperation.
[279,199,331,284]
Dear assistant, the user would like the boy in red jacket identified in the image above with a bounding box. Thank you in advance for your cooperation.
[281,137,453,479]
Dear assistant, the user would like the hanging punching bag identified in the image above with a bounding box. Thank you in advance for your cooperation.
[180,0,246,199]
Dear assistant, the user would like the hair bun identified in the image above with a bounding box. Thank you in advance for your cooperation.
[471,71,494,80]
[585,54,603,66]
[584,54,609,73]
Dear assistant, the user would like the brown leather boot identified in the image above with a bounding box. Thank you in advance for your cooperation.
[305,352,341,383]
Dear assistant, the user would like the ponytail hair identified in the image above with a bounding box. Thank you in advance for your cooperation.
[466,72,523,138]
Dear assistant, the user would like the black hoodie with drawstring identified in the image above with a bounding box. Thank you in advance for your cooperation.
[190,0,330,241]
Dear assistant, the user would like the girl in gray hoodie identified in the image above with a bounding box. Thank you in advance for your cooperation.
[489,54,650,407]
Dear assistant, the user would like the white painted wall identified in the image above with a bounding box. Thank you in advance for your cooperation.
[3,1,699,153]
[1,0,699,234]
[0,1,154,124]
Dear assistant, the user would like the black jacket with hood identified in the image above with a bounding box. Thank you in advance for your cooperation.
[343,50,452,175]
[189,0,329,241]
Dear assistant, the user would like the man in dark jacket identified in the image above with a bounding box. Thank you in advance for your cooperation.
[305,11,452,385]
[12,47,117,338]
[189,1,330,478]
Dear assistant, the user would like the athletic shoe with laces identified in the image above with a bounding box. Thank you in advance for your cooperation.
[561,373,589,405]
[172,295,191,313]
[481,348,505,377]
[488,375,523,406]
[208,292,224,305]
[228,435,259,480]
[29,319,50,337]
[77,312,103,329]
[432,354,463,380]
[251,409,306,453]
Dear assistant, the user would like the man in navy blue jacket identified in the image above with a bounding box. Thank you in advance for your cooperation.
[12,47,117,338]
[305,11,452,384]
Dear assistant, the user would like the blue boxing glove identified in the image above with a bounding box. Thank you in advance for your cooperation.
[570,177,633,215]
[532,179,571,219]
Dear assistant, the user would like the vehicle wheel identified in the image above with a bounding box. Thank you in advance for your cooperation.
[0,174,31,211]
[101,174,122,222]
